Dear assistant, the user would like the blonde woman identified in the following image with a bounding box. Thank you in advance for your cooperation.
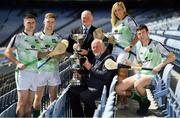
[111,1,138,109]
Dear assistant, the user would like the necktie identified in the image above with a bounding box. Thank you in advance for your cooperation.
[84,27,88,34]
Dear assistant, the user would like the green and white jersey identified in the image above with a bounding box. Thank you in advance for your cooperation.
[112,15,137,48]
[136,40,169,76]
[35,31,62,72]
[7,32,40,72]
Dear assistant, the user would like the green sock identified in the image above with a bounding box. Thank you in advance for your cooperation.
[33,108,40,117]
[141,96,149,104]
[129,91,141,103]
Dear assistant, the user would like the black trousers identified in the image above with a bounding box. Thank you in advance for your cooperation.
[68,85,102,117]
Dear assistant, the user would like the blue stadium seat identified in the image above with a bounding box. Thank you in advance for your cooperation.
[0,88,17,113]
[167,80,180,117]
[93,85,107,118]
[101,76,118,118]
[149,64,174,115]
[0,102,16,117]
[39,84,71,117]
[52,91,67,117]
[109,76,118,94]
[102,91,116,118]
[53,84,71,117]
[39,100,57,118]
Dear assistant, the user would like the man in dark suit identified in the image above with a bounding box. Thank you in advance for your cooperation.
[66,10,97,63]
[69,39,116,117]
[59,10,97,82]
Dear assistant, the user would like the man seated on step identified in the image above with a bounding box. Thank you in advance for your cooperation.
[69,39,116,117]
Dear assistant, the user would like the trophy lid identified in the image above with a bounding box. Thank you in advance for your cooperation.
[70,34,86,42]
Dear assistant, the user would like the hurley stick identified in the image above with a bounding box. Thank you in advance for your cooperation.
[105,58,153,71]
[37,39,69,69]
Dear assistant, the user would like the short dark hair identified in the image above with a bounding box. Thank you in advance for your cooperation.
[23,14,36,20]
[136,24,148,32]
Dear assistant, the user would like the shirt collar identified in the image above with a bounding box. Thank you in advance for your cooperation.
[42,31,54,35]
[82,25,91,31]
[23,31,34,36]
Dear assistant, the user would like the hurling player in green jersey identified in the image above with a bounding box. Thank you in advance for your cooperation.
[5,14,39,117]
[33,13,62,117]
[115,24,176,116]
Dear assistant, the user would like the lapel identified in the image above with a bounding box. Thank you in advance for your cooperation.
[80,27,83,34]
[83,26,93,45]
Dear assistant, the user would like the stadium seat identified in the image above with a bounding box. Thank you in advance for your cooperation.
[102,91,116,118]
[101,76,118,118]
[149,64,174,115]
[39,84,71,117]
[93,85,107,118]
[153,64,174,96]
[167,80,180,117]
[0,102,16,117]
[39,100,57,118]
[109,76,118,94]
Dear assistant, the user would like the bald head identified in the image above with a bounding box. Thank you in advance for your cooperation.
[81,10,93,27]
[91,39,105,56]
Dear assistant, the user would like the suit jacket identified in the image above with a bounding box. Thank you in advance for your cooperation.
[87,50,116,94]
[67,25,97,63]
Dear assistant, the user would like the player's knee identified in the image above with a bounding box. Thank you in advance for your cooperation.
[134,84,144,95]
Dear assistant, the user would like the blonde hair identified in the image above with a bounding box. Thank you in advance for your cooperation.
[45,12,56,19]
[111,1,128,28]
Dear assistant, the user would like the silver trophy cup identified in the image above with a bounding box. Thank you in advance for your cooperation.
[70,34,85,86]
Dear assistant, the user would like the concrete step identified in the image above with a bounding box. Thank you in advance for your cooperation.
[115,89,162,117]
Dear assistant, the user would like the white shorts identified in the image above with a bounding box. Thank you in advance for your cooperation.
[133,73,156,85]
[15,70,38,91]
[37,71,61,87]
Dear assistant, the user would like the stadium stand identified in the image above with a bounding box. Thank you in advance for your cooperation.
[0,1,180,117]
[0,9,22,46]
